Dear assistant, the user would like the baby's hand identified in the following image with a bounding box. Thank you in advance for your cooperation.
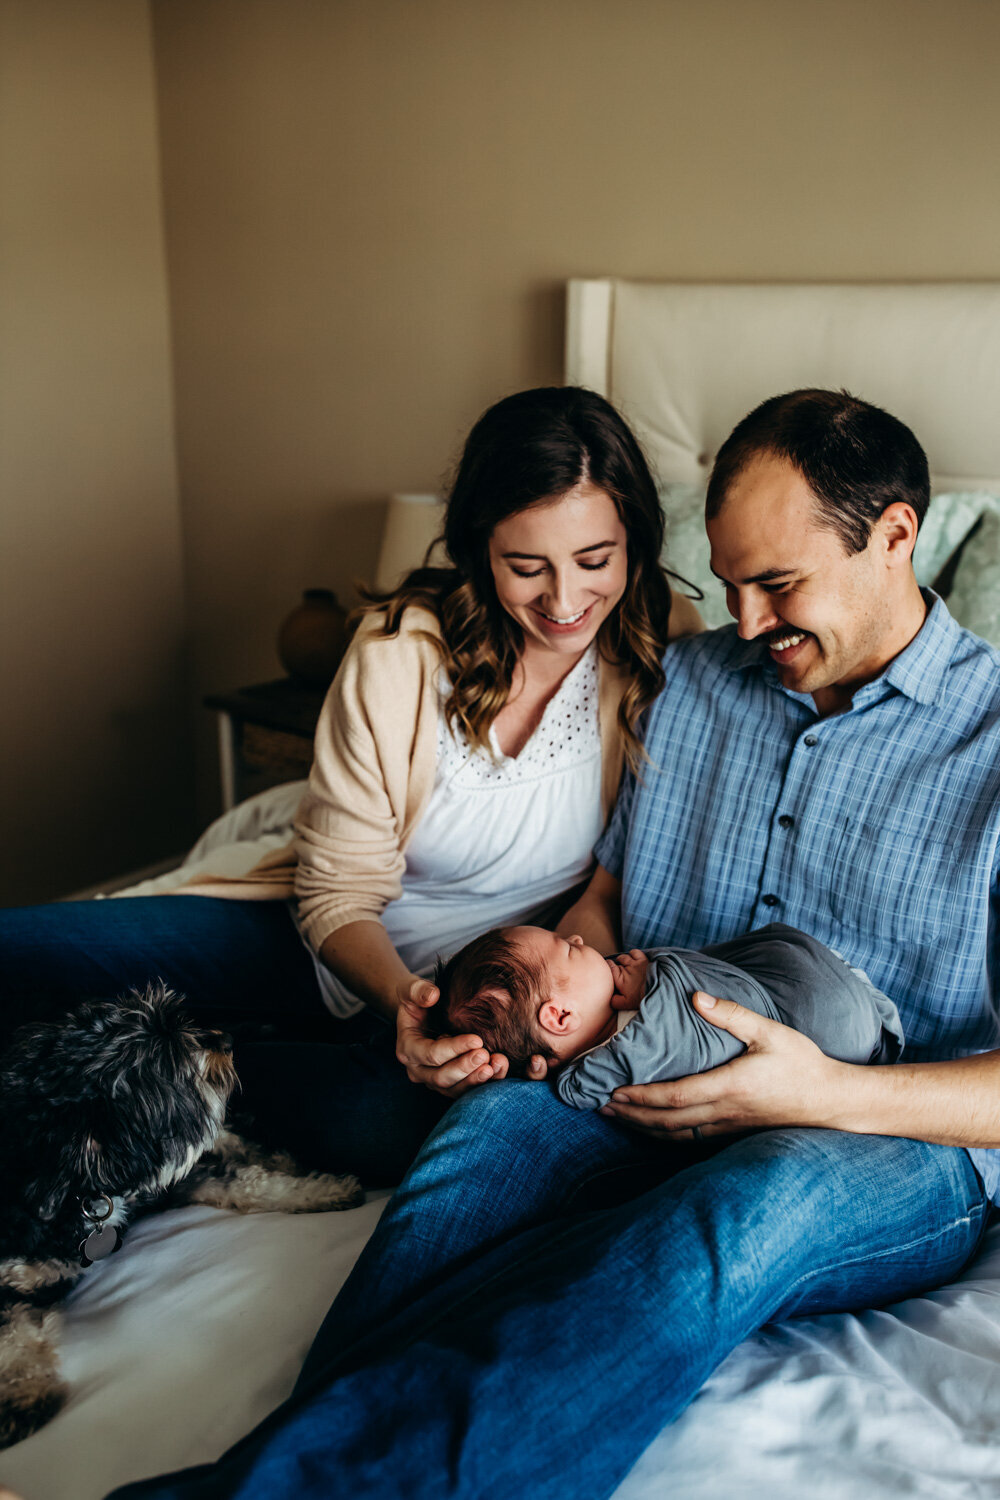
[609,949,649,1009]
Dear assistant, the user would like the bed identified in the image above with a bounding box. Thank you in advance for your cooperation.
[4,280,1000,1499]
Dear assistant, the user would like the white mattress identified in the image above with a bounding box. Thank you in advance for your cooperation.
[3,786,999,1497]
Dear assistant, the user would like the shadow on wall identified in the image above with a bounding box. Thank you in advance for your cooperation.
[2,644,198,909]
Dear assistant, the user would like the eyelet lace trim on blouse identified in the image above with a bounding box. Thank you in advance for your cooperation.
[436,644,600,787]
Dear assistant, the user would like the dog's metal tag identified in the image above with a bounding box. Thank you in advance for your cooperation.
[79,1224,122,1267]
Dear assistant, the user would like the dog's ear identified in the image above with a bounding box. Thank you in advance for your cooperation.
[27,1132,104,1221]
[77,1133,104,1180]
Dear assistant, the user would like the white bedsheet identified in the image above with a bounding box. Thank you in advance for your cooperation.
[620,1221,1000,1498]
[3,785,999,1497]
[0,1198,389,1499]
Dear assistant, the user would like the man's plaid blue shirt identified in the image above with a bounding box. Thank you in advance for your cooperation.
[595,593,1000,1199]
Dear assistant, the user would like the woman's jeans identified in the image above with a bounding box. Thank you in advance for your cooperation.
[106,1079,989,1500]
[0,896,446,1183]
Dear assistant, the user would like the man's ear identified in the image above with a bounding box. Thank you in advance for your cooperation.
[537,1002,579,1036]
[878,501,920,566]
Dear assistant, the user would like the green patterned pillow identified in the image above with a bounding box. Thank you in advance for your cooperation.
[912,491,1000,590]
[945,509,1000,648]
[658,483,729,628]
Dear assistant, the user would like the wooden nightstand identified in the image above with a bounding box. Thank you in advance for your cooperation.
[203,679,327,810]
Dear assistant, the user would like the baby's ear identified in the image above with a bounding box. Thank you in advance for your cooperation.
[537,1002,576,1035]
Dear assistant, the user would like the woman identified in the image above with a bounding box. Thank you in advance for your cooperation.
[0,386,700,1183]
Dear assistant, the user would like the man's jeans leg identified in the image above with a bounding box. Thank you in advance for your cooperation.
[301,1079,674,1373]
[106,1125,988,1500]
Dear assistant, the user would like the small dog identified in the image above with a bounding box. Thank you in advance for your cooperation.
[0,983,363,1449]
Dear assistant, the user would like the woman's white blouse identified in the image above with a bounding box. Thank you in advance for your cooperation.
[312,645,604,1017]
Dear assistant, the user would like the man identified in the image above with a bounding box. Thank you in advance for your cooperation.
[110,390,1000,1500]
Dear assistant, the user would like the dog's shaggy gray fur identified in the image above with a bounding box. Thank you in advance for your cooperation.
[0,984,362,1448]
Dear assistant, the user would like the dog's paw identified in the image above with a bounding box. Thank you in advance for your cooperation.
[233,1166,365,1215]
[0,1308,66,1449]
[0,1383,66,1450]
[181,1163,364,1214]
[288,1171,365,1214]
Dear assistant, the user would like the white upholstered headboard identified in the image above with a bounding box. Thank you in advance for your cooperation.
[565,280,1000,494]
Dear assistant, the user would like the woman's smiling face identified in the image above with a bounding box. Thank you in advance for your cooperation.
[487,482,629,658]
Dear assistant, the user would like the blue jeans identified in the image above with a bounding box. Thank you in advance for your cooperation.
[0,897,446,1183]
[105,1080,988,1500]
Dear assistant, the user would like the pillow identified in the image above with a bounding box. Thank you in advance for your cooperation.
[658,483,730,628]
[943,508,1000,649]
[912,491,1000,590]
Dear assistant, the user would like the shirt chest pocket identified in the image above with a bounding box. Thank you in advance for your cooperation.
[827,817,959,943]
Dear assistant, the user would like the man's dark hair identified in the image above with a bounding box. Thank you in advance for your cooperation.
[427,928,558,1078]
[705,389,930,555]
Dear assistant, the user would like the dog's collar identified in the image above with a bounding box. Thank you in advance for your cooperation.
[77,1192,124,1268]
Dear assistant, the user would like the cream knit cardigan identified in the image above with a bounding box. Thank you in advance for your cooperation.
[183,598,701,955]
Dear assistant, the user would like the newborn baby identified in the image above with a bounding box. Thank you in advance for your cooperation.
[430,922,904,1110]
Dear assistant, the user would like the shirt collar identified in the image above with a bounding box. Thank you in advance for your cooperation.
[720,591,959,709]
[879,591,961,706]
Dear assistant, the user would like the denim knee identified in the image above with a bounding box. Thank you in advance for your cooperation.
[413,1078,661,1213]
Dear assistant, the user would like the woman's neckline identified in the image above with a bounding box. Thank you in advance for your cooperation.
[489,643,597,763]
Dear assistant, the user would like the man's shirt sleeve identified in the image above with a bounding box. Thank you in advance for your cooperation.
[594,766,636,880]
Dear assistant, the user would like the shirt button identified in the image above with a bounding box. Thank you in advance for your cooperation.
[778,814,794,829]
[762,893,780,906]
[803,734,818,747]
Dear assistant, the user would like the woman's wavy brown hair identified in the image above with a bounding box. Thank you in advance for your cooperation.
[356,386,680,769]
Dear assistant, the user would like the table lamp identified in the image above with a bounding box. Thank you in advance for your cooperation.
[374,493,447,592]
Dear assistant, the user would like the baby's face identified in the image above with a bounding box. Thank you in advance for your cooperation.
[507,926,618,1060]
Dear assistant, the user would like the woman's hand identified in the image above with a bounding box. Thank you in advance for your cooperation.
[600,991,846,1140]
[394,978,549,1098]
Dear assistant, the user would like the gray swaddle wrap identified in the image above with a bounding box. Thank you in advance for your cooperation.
[555,923,904,1111]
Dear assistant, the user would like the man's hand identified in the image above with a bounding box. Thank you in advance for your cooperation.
[607,949,649,1009]
[601,990,846,1140]
[395,978,547,1099]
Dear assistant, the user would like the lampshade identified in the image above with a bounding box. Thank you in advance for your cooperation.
[374,493,447,592]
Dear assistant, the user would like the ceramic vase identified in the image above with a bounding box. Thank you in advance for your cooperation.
[277,589,348,686]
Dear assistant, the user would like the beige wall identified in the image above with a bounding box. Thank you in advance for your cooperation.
[150,0,1000,813]
[0,0,192,902]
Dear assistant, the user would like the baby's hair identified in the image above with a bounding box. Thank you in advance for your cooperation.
[428,928,559,1077]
